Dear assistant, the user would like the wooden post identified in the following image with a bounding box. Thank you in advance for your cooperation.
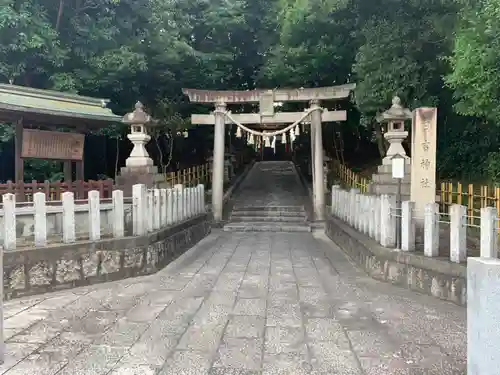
[468,184,474,226]
[14,119,24,202]
[63,161,72,182]
[76,160,84,181]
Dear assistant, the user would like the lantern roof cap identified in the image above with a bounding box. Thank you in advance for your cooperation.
[376,96,412,123]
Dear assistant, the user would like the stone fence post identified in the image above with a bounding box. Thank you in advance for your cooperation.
[424,203,439,257]
[380,194,396,248]
[401,201,415,251]
[331,185,340,216]
[480,207,498,258]
[88,190,100,241]
[153,189,161,231]
[362,195,370,235]
[132,184,147,236]
[160,188,167,227]
[349,189,359,226]
[34,192,47,247]
[468,257,500,375]
[62,192,76,243]
[355,193,361,230]
[450,204,467,263]
[198,184,205,214]
[374,196,381,242]
[2,194,16,250]
[146,189,154,233]
[112,190,125,238]
[174,184,184,222]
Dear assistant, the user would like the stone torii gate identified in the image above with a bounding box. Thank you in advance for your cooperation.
[182,85,355,223]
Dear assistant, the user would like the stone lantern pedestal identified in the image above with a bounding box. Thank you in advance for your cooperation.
[368,97,412,200]
[115,102,165,194]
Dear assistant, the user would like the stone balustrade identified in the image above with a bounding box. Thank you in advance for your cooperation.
[330,185,494,264]
[0,183,206,250]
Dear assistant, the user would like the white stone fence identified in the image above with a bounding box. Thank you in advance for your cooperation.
[331,185,500,263]
[0,183,205,250]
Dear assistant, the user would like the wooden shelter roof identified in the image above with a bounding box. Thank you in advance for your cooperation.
[0,84,121,128]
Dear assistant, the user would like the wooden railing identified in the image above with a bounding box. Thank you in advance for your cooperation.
[0,180,115,202]
[0,158,247,203]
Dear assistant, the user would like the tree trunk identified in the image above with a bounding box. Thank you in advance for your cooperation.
[56,0,64,31]
[114,137,120,178]
[374,121,386,161]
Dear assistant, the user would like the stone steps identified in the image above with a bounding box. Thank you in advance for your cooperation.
[231,205,305,212]
[225,204,310,232]
[223,222,311,232]
[230,210,307,218]
[229,215,306,223]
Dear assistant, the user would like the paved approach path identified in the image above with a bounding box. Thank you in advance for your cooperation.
[0,232,466,375]
[0,162,466,374]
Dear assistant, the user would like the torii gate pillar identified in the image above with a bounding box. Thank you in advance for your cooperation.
[310,100,325,220]
[212,101,226,222]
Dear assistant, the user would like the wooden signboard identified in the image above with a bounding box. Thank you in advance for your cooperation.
[22,129,84,160]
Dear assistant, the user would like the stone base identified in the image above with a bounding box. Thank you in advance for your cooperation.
[120,165,158,174]
[115,165,166,196]
[368,164,411,200]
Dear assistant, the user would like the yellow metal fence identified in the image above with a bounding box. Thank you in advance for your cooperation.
[332,162,371,193]
[164,163,212,187]
[439,182,500,225]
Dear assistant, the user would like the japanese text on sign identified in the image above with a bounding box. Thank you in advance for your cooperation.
[22,129,84,160]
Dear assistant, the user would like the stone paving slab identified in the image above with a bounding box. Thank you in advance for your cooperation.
[0,230,466,375]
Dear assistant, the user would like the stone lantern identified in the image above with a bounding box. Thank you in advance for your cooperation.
[122,101,154,168]
[377,96,412,165]
[116,101,164,193]
[368,96,412,200]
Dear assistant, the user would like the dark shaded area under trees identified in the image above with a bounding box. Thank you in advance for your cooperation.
[0,0,499,183]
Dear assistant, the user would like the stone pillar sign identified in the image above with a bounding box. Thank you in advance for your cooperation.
[410,107,437,220]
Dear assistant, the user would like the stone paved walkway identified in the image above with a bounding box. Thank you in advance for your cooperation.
[0,230,466,375]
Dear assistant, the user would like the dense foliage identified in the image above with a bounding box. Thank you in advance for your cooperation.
[0,0,499,182]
